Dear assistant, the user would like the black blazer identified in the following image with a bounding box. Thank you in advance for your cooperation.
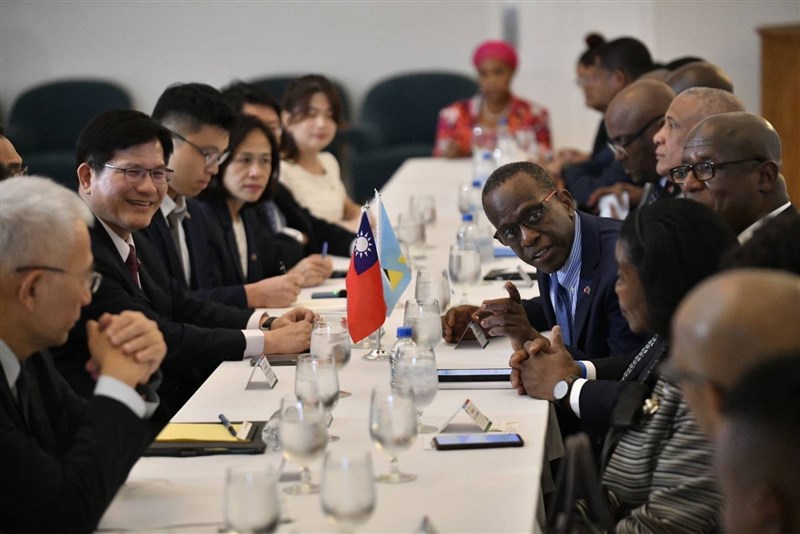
[55,221,253,418]
[0,351,156,533]
[139,198,248,308]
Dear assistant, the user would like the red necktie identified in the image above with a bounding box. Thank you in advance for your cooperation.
[126,245,141,287]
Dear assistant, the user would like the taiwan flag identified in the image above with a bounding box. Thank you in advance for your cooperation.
[346,211,387,343]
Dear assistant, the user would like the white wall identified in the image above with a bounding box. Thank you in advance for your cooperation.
[2,0,798,151]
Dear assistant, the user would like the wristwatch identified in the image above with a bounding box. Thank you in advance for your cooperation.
[260,316,277,331]
[553,375,580,411]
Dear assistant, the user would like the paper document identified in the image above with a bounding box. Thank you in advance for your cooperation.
[155,423,245,443]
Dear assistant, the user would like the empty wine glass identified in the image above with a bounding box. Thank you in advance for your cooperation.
[397,212,426,263]
[311,315,352,397]
[415,269,450,313]
[369,388,418,483]
[395,346,439,434]
[321,448,376,532]
[410,194,436,224]
[403,298,442,350]
[295,355,340,441]
[449,243,482,304]
[224,466,281,533]
[278,396,328,495]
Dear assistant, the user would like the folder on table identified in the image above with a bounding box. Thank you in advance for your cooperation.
[143,421,266,457]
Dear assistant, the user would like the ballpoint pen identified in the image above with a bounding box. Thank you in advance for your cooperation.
[321,241,329,258]
[218,413,239,439]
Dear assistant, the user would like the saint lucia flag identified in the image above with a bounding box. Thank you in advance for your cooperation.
[346,211,387,343]
[375,194,411,315]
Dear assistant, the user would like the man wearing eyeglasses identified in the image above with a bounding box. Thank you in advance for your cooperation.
[55,109,313,418]
[0,176,167,532]
[586,79,678,214]
[675,111,794,242]
[0,125,25,180]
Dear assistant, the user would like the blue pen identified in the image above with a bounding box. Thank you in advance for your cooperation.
[218,413,238,439]
[321,241,329,258]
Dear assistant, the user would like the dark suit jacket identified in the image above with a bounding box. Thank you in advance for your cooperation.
[139,198,248,308]
[273,182,355,257]
[0,351,156,533]
[55,221,253,418]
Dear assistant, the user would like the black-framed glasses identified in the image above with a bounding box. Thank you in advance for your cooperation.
[668,159,765,183]
[103,164,174,184]
[607,115,665,158]
[15,266,103,294]
[493,190,558,246]
[170,130,230,168]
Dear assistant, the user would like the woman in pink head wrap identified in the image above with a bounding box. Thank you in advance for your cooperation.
[434,40,552,159]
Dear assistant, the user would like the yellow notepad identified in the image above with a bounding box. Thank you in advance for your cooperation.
[155,423,244,443]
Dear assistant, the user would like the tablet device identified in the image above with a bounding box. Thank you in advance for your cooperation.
[437,368,512,389]
[433,433,524,450]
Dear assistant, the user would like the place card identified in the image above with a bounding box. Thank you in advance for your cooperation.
[454,320,489,349]
[247,355,278,389]
[440,398,494,432]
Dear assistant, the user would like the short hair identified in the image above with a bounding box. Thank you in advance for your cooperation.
[577,32,606,66]
[75,109,174,173]
[199,114,280,204]
[664,56,705,71]
[220,81,282,115]
[665,62,734,94]
[151,82,235,134]
[482,161,555,199]
[680,87,744,115]
[282,74,344,161]
[595,37,654,79]
[0,176,94,275]
[620,199,737,337]
[721,210,800,274]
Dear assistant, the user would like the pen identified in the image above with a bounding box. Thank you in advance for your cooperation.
[321,241,329,258]
[218,413,238,439]
[278,260,287,274]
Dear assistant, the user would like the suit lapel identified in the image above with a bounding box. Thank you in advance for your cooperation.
[573,213,601,346]
[211,202,246,283]
[92,222,152,304]
[0,360,26,431]
[151,210,188,288]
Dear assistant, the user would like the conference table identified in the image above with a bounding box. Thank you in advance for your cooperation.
[98,158,554,533]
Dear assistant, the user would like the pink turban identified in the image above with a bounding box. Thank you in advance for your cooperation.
[472,40,518,71]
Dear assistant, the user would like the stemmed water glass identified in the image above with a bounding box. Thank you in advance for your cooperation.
[403,298,443,350]
[321,448,376,532]
[311,315,352,397]
[415,269,451,313]
[295,354,340,441]
[278,395,328,495]
[410,195,436,224]
[223,466,281,533]
[369,388,418,483]
[397,212,426,264]
[395,346,439,434]
[449,243,482,304]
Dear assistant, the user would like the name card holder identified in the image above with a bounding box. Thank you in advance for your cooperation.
[455,320,490,349]
[247,355,278,389]
[440,398,494,432]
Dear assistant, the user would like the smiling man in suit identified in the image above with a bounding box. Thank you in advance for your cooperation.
[55,109,313,418]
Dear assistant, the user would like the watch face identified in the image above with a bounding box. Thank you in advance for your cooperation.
[553,380,569,400]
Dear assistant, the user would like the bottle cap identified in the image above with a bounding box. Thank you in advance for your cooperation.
[471,179,482,187]
[397,326,413,338]
[462,213,474,222]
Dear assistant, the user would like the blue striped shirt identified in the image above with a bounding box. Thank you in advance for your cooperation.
[549,214,582,322]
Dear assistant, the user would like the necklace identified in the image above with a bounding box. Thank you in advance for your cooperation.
[620,335,660,381]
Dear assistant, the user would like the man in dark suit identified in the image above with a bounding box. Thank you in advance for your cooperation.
[56,109,313,417]
[0,176,166,532]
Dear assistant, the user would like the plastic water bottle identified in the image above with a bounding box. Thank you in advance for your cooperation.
[457,213,494,264]
[473,150,494,185]
[468,179,483,216]
[493,118,521,167]
[390,326,417,392]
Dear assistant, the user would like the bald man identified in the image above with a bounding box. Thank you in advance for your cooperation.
[669,269,800,436]
[675,112,794,241]
[652,87,744,184]
[0,126,24,180]
[665,61,734,94]
[588,80,677,211]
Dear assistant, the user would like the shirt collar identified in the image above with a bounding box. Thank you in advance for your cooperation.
[0,340,21,393]
[97,218,135,262]
[738,202,792,244]
[553,214,582,289]
[159,193,190,221]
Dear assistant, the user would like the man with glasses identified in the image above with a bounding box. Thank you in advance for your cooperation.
[0,176,166,532]
[586,79,678,213]
[144,83,310,308]
[0,125,25,180]
[674,111,794,242]
[55,109,313,419]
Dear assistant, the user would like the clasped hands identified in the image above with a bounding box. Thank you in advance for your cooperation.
[262,307,317,355]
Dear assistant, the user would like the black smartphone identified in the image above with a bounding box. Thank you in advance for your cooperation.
[437,368,511,383]
[330,269,348,279]
[433,433,524,450]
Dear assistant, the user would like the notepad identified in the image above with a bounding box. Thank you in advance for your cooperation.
[155,423,245,443]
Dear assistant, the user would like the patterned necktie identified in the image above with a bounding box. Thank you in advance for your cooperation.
[552,278,573,345]
[16,362,30,427]
[125,244,140,287]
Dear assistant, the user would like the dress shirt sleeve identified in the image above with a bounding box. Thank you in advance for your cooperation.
[242,329,266,357]
[569,378,588,417]
[579,360,597,379]
[247,310,268,330]
[93,375,146,418]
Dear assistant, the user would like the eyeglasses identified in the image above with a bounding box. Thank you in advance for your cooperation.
[103,164,174,184]
[493,190,558,246]
[170,130,230,168]
[668,159,765,183]
[15,266,103,294]
[607,115,665,158]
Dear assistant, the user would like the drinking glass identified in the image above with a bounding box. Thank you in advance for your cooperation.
[448,243,482,304]
[295,355,340,441]
[410,194,436,224]
[224,466,280,533]
[396,212,426,262]
[515,126,538,161]
[278,396,328,494]
[395,346,439,434]
[321,449,376,532]
[311,315,352,397]
[369,388,418,483]
[403,298,442,350]
[415,269,450,313]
